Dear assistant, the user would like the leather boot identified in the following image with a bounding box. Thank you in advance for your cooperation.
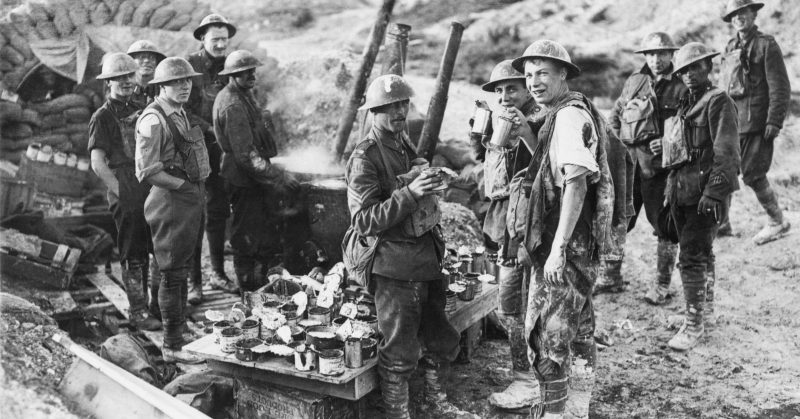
[380,372,410,419]
[753,186,790,245]
[565,337,596,419]
[644,240,676,305]
[147,258,161,320]
[593,260,624,295]
[188,252,203,305]
[530,377,569,419]
[705,262,716,327]
[123,261,162,331]
[209,270,239,294]
[160,268,189,349]
[489,314,539,410]
[668,303,704,351]
[420,360,479,417]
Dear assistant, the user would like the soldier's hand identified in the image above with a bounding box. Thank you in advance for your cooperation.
[543,248,566,286]
[283,172,300,191]
[408,171,441,199]
[765,124,780,141]
[697,195,720,221]
[649,138,663,154]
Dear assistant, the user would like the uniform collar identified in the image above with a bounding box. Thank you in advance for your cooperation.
[154,96,184,116]
[639,63,673,82]
[737,25,759,44]
[519,98,538,116]
[370,126,408,152]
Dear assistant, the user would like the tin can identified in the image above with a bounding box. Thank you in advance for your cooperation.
[220,327,243,353]
[318,349,345,376]
[308,306,331,325]
[36,145,53,163]
[77,157,90,171]
[53,152,67,165]
[213,320,233,343]
[66,153,78,168]
[345,337,363,368]
[25,144,40,160]
[471,102,492,135]
[490,111,515,148]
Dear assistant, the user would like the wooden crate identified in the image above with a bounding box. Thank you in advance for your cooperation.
[17,155,93,198]
[0,228,82,289]
[235,378,359,419]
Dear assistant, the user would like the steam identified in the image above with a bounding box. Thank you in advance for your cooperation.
[272,146,344,176]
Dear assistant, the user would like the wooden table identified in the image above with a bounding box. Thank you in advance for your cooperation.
[184,281,499,402]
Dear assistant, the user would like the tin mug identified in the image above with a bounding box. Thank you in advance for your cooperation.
[471,104,492,135]
[490,111,515,148]
[345,337,363,368]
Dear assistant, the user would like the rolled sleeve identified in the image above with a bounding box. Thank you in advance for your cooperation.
[551,107,599,184]
[135,113,166,182]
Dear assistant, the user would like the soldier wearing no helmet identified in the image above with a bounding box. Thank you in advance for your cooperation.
[185,13,239,303]
[601,32,687,304]
[719,0,791,244]
[135,57,209,363]
[89,52,161,332]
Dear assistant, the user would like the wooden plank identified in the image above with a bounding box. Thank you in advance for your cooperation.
[86,272,130,319]
[41,290,81,319]
[184,335,378,387]
[447,281,498,333]
[54,334,211,419]
[82,302,116,316]
[0,252,72,289]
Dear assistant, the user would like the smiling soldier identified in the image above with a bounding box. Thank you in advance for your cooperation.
[127,40,165,107]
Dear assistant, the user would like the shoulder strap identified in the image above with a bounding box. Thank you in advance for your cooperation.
[148,102,187,145]
[372,136,397,189]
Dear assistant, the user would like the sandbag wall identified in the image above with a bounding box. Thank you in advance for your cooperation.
[0,0,212,162]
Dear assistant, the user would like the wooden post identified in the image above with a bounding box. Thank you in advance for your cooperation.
[333,0,397,161]
[416,21,464,161]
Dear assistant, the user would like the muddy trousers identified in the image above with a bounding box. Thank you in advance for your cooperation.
[203,146,230,277]
[497,264,531,371]
[159,268,189,349]
[673,204,718,322]
[228,184,281,292]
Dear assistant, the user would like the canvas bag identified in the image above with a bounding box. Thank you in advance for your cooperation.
[618,77,660,146]
[720,48,748,99]
[660,114,689,170]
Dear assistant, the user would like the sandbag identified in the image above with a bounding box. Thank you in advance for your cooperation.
[8,7,35,28]
[163,372,235,417]
[9,13,37,39]
[40,113,66,129]
[18,109,42,127]
[102,0,122,16]
[2,122,33,139]
[99,334,162,387]
[17,133,70,148]
[3,71,22,91]
[30,94,91,114]
[0,45,24,67]
[164,13,191,31]
[113,0,136,26]
[0,101,23,122]
[69,133,88,150]
[52,3,75,37]
[63,107,91,123]
[65,0,89,27]
[131,0,166,27]
[35,20,58,39]
[5,28,33,60]
[435,138,477,171]
[148,6,176,29]
[52,122,87,135]
[0,61,13,72]
[170,0,196,15]
[90,3,112,25]
[0,29,6,47]
[26,2,51,24]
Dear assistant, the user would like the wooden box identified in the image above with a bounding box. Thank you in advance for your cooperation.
[17,155,92,198]
[0,228,82,289]
[234,378,357,419]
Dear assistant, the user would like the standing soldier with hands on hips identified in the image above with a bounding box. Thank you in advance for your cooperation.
[90,53,161,332]
[719,0,791,244]
[665,43,740,351]
[135,57,208,363]
[469,59,541,411]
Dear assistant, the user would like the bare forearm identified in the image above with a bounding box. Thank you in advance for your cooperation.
[145,171,185,190]
[90,151,118,195]
[551,175,588,253]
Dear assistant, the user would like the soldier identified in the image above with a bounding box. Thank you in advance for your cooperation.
[345,75,463,418]
[719,0,791,244]
[89,53,161,331]
[598,32,687,305]
[667,43,740,351]
[469,60,540,410]
[127,40,165,107]
[185,13,240,303]
[135,57,208,363]
[213,50,294,293]
[510,40,616,419]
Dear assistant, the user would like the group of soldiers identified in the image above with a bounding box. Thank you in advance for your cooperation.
[344,0,791,418]
[86,0,790,416]
[89,13,292,363]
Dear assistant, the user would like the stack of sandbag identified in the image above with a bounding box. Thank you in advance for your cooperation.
[0,100,50,163]
[27,93,94,153]
[1,0,211,91]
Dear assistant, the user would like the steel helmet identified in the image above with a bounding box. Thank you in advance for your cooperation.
[722,0,764,22]
[672,42,720,75]
[149,57,202,85]
[635,32,679,54]
[126,40,166,61]
[481,59,526,92]
[218,50,262,76]
[359,74,415,111]
[96,53,139,80]
[511,39,581,79]
[193,13,237,40]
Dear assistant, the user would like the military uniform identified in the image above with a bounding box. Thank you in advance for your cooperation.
[136,96,209,348]
[721,25,791,242]
[186,48,230,285]
[346,126,459,383]
[213,80,282,291]
[88,97,158,318]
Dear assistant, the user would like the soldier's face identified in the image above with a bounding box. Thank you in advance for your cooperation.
[202,26,230,58]
[132,52,159,78]
[373,100,409,133]
[232,69,256,90]
[494,80,530,110]
[524,59,567,106]
[162,78,193,104]
[677,60,711,91]
[644,51,674,75]
[107,73,136,99]
[731,7,757,32]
